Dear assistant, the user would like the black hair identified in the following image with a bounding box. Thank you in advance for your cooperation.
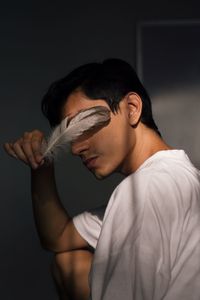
[41,58,161,136]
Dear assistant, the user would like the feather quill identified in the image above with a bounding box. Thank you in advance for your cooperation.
[42,106,111,161]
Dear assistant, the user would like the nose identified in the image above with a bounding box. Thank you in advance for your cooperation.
[71,139,90,156]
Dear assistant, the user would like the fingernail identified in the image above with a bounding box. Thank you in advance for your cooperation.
[36,155,43,163]
[32,163,38,169]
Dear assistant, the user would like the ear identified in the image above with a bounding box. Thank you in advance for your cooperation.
[125,92,142,127]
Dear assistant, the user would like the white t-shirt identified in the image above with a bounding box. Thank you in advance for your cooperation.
[73,150,200,300]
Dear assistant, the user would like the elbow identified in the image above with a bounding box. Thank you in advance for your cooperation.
[38,237,58,252]
[39,240,64,253]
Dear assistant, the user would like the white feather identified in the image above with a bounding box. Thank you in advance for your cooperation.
[42,106,111,161]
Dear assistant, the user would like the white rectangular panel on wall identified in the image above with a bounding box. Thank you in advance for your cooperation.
[136,20,200,167]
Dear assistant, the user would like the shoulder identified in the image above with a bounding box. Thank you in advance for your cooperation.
[139,150,200,226]
[108,149,200,213]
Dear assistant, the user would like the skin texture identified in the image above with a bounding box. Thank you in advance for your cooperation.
[4,90,172,300]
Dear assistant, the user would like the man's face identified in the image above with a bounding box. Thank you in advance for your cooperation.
[62,90,134,179]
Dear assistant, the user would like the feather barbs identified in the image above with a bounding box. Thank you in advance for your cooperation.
[42,106,111,161]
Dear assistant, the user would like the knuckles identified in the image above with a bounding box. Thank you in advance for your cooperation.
[7,130,44,159]
[32,129,44,136]
[13,141,20,148]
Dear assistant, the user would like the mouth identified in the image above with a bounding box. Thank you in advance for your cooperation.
[83,156,98,169]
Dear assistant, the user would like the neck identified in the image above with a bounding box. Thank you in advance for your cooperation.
[120,124,172,176]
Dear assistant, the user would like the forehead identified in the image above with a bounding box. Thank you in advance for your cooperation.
[62,90,110,119]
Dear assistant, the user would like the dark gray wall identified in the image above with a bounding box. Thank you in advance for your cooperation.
[138,21,200,167]
[1,1,200,299]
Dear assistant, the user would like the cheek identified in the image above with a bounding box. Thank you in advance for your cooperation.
[95,117,127,152]
[95,128,127,168]
[100,119,128,152]
[91,130,129,178]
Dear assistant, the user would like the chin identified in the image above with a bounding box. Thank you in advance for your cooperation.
[94,173,105,180]
[91,169,106,180]
[92,166,115,180]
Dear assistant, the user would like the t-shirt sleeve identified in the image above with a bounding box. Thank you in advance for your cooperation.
[72,205,106,249]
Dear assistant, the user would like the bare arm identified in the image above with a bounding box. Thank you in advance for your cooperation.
[31,163,88,252]
[4,130,89,253]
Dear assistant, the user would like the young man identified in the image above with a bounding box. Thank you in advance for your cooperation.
[4,59,200,300]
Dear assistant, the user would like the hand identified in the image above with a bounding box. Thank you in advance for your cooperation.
[4,130,46,170]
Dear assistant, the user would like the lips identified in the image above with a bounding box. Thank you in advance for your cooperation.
[83,156,98,169]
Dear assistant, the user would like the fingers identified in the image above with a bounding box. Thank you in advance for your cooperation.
[21,131,40,168]
[4,130,45,169]
[31,131,44,163]
[4,143,18,159]
[13,138,29,163]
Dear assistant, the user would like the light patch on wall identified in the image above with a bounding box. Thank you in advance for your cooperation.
[136,20,200,167]
[152,85,200,166]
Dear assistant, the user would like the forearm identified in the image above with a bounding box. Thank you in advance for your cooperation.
[5,129,88,252]
[31,163,71,249]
